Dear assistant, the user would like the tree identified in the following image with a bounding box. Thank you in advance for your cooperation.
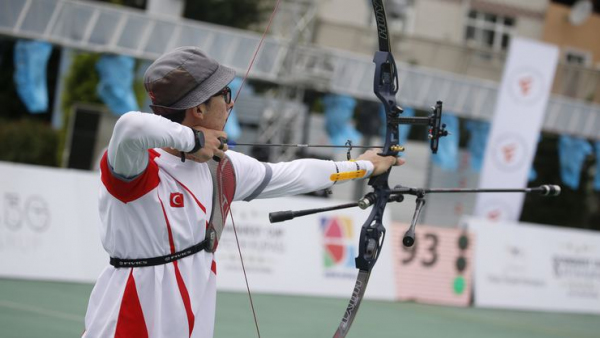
[183,0,271,30]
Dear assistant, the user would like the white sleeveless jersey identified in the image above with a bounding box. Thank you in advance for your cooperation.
[83,112,374,338]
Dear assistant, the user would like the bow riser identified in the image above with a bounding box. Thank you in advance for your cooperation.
[373,51,402,157]
[355,186,388,271]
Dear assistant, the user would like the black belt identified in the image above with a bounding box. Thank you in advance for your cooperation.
[110,239,209,268]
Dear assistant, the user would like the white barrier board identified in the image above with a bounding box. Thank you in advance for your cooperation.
[465,217,600,314]
[216,196,395,300]
[0,162,395,300]
[0,162,106,282]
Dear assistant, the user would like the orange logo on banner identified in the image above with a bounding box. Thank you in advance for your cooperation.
[502,143,517,163]
[518,76,533,96]
[487,209,501,220]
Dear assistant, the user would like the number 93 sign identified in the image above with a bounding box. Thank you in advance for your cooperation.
[391,223,474,307]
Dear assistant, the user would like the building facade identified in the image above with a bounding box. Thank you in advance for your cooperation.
[310,0,599,103]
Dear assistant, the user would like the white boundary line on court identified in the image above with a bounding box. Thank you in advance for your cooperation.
[0,300,83,323]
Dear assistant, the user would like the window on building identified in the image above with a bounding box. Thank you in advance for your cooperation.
[464,10,516,51]
[564,48,592,66]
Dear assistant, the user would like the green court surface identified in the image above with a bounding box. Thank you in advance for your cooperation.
[0,278,598,338]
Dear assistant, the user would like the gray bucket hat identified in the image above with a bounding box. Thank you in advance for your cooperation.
[144,46,235,114]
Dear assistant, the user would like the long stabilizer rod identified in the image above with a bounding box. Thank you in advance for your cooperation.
[390,184,561,197]
[269,185,561,224]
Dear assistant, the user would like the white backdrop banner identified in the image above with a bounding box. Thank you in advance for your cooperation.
[465,217,600,314]
[0,162,107,282]
[474,38,559,221]
[215,196,395,300]
[0,162,395,300]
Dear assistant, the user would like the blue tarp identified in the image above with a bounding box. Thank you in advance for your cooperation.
[96,55,139,115]
[324,94,361,146]
[224,77,249,141]
[431,113,459,171]
[558,135,592,189]
[464,120,490,172]
[13,40,53,113]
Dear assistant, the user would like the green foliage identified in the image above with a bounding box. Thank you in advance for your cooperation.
[0,119,59,166]
[61,53,102,114]
[58,52,102,166]
[133,61,148,110]
[183,0,271,30]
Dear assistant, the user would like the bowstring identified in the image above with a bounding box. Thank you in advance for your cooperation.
[226,1,282,337]
[229,212,261,338]
[228,0,283,116]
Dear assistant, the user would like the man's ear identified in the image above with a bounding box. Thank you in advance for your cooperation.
[191,105,204,120]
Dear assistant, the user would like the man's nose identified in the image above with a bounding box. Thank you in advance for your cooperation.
[226,100,234,115]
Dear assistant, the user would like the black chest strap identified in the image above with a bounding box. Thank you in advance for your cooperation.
[110,157,236,268]
[110,238,209,268]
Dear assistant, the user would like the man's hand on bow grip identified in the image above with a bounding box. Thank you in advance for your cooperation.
[186,127,228,163]
[357,149,405,177]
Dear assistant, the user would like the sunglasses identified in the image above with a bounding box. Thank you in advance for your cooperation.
[211,86,232,104]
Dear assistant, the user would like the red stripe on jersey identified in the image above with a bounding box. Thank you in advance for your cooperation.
[174,261,195,336]
[170,176,207,214]
[100,150,161,204]
[115,269,148,338]
[211,260,217,275]
[158,192,176,254]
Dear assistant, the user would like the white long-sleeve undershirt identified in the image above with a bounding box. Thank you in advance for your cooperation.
[107,112,196,178]
[107,111,375,200]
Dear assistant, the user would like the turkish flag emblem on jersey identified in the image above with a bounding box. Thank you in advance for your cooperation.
[170,192,184,208]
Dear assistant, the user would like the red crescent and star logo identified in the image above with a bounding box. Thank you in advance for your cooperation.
[170,192,184,208]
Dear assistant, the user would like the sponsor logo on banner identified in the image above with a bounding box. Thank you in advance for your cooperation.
[468,217,600,313]
[508,67,545,104]
[321,216,356,278]
[553,242,600,299]
[217,208,286,275]
[480,199,515,221]
[0,193,51,253]
[491,133,528,171]
[2,193,50,232]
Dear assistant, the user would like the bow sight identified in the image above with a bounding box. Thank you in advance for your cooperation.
[372,51,448,156]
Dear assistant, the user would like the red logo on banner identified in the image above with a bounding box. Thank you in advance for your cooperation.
[170,192,184,208]
[518,76,533,96]
[502,143,517,163]
[487,209,501,220]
